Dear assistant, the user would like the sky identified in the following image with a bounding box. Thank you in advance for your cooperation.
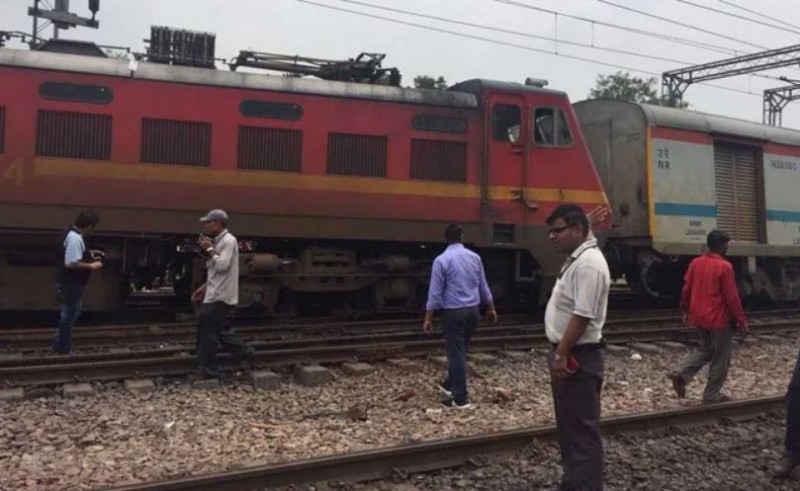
[2,0,800,127]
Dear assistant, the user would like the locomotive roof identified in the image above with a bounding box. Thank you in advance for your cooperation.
[575,99,800,147]
[0,48,480,109]
[448,79,568,98]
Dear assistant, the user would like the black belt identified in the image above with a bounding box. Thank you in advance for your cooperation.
[551,340,605,352]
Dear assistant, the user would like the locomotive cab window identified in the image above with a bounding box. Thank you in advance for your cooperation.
[492,104,521,143]
[533,107,573,147]
[39,82,113,104]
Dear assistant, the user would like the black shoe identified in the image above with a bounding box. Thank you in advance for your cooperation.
[668,372,686,399]
[774,455,800,479]
[440,396,473,409]
[189,368,220,382]
[234,349,255,370]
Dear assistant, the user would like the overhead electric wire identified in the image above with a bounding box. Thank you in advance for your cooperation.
[674,0,800,35]
[336,0,782,84]
[596,0,767,50]
[337,0,699,65]
[491,0,742,56]
[497,0,800,79]
[718,0,800,31]
[296,0,761,98]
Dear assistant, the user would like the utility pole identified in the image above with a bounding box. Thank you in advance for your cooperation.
[28,0,100,47]
[763,78,800,126]
[662,45,800,107]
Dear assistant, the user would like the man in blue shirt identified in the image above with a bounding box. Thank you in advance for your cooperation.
[53,211,104,354]
[423,223,497,408]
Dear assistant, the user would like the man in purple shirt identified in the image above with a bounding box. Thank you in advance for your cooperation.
[423,223,497,408]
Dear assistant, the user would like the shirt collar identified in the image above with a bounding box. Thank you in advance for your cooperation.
[214,229,229,244]
[447,243,464,250]
[569,237,598,259]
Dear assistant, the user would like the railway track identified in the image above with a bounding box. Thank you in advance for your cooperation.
[104,395,784,491]
[2,318,799,387]
[3,307,797,352]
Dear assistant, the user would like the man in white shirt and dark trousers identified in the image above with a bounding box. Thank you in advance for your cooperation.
[544,204,610,491]
[195,209,253,378]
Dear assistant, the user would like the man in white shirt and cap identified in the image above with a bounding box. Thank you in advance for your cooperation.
[195,209,253,378]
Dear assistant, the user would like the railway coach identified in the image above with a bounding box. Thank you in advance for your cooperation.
[575,99,800,302]
[0,44,610,313]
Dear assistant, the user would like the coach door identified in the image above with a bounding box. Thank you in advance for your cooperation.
[713,141,763,242]
[486,92,529,238]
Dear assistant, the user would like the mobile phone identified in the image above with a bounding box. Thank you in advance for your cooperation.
[567,355,581,372]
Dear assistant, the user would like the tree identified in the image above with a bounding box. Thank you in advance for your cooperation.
[589,71,689,108]
[414,75,448,90]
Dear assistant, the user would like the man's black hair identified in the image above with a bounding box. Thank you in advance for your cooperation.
[74,210,100,229]
[445,223,463,244]
[706,229,730,253]
[546,204,589,235]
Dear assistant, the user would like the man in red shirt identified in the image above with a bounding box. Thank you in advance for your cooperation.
[669,230,748,403]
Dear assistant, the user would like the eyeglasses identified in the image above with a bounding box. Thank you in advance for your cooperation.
[548,224,575,235]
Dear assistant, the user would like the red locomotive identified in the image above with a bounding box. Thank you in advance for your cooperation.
[0,25,610,314]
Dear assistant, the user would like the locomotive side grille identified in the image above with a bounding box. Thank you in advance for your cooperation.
[0,107,5,154]
[714,142,761,242]
[141,118,211,167]
[36,110,112,160]
[327,133,387,177]
[410,139,467,182]
[238,126,302,172]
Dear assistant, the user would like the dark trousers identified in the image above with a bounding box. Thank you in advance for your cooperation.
[442,306,479,404]
[196,301,251,376]
[676,327,733,400]
[52,283,84,354]
[786,345,800,459]
[550,347,605,491]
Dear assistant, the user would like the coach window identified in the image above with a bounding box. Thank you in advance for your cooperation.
[240,100,303,120]
[39,82,113,104]
[533,107,573,147]
[492,104,521,143]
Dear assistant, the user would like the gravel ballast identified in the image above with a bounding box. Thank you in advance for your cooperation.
[1,335,798,490]
[345,414,800,491]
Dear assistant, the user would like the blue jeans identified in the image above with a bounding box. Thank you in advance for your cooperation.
[787,345,800,459]
[53,283,84,353]
[442,306,479,404]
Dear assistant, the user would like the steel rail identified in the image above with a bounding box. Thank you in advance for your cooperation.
[1,322,798,386]
[104,395,785,491]
[6,308,797,351]
[6,309,800,351]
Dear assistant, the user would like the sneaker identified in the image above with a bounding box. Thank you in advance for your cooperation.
[440,397,473,409]
[668,372,686,399]
[436,379,452,396]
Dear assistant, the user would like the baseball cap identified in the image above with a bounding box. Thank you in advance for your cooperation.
[199,209,229,223]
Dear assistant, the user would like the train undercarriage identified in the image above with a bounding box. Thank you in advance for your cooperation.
[0,230,542,315]
[604,241,800,304]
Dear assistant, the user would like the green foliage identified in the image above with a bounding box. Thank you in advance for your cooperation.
[589,71,689,108]
[414,75,448,90]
